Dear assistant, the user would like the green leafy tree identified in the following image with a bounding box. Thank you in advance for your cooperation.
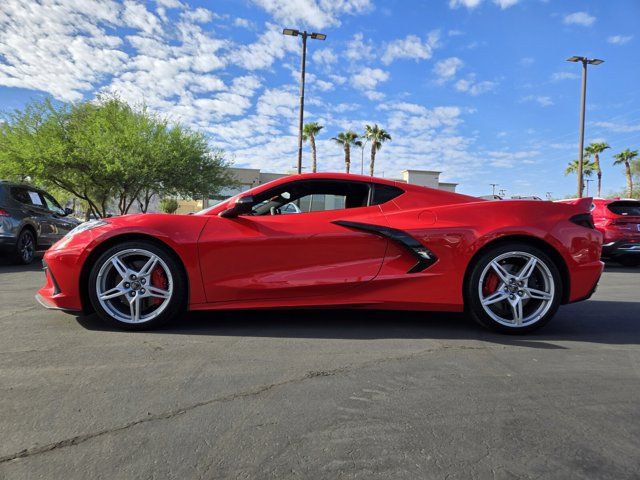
[159,198,179,214]
[332,131,361,174]
[584,142,610,197]
[0,96,234,218]
[363,124,391,177]
[613,149,638,198]
[302,122,323,173]
[565,158,596,196]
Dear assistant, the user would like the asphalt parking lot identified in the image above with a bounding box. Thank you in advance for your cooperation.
[1,257,639,480]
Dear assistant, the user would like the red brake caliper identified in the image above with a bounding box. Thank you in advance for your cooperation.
[483,271,499,297]
[150,266,168,306]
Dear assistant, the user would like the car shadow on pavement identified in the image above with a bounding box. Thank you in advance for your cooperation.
[0,253,43,272]
[75,299,640,349]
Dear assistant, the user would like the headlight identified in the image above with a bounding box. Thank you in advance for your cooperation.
[65,219,109,238]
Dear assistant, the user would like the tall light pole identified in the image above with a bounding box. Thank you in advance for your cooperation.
[490,183,499,196]
[283,29,326,175]
[566,56,604,197]
[585,178,593,197]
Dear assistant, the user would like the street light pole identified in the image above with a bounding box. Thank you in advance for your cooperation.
[490,183,499,196]
[283,29,326,175]
[566,56,604,197]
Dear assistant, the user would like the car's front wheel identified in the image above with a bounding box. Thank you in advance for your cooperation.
[465,243,562,334]
[88,241,187,330]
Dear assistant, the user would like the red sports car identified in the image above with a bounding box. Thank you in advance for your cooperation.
[36,173,603,333]
[591,198,640,266]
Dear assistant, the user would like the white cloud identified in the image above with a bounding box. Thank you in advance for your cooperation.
[248,0,371,29]
[350,67,389,90]
[312,48,338,66]
[522,95,554,107]
[433,57,464,82]
[519,57,534,67]
[0,0,128,102]
[592,121,640,133]
[345,33,374,62]
[607,35,633,45]
[455,76,496,95]
[122,0,164,35]
[233,17,254,29]
[493,0,519,8]
[180,7,214,23]
[233,25,298,70]
[449,0,519,9]
[449,0,483,8]
[551,71,579,81]
[563,12,596,27]
[381,32,440,65]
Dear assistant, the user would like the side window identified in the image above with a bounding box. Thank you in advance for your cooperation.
[40,192,65,215]
[27,190,44,207]
[10,187,32,205]
[251,180,371,216]
[371,184,404,205]
[298,194,346,213]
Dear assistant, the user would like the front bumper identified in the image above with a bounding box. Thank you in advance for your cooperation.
[36,251,84,313]
[602,239,640,257]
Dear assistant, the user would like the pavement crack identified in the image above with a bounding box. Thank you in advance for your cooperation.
[0,344,462,464]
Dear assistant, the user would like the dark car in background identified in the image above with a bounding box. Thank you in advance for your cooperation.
[0,181,80,264]
[592,198,640,267]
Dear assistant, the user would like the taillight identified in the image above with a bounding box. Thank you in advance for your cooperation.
[570,213,595,229]
[0,208,10,217]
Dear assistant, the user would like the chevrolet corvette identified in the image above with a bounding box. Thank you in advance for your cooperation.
[36,173,604,333]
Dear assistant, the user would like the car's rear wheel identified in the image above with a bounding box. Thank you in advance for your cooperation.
[465,243,562,334]
[88,241,187,330]
[14,229,36,265]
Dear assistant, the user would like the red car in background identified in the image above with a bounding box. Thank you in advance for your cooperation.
[591,198,640,266]
[36,173,603,334]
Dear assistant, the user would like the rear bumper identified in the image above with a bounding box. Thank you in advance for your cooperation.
[602,240,640,257]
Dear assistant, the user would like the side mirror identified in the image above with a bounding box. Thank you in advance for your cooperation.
[219,195,254,218]
[64,207,74,216]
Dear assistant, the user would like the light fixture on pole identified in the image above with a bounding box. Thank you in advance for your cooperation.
[283,28,327,175]
[490,183,499,196]
[566,56,604,197]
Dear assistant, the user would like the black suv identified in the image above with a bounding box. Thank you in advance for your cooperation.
[0,182,80,264]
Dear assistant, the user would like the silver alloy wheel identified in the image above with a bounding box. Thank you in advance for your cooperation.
[96,248,173,324]
[478,251,555,328]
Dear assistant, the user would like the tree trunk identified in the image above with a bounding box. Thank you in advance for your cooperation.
[594,153,602,197]
[625,162,633,198]
[344,144,350,174]
[369,143,376,177]
[310,135,317,173]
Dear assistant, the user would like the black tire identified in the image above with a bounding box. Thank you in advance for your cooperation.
[88,240,187,330]
[618,256,640,267]
[464,242,562,334]
[14,229,36,265]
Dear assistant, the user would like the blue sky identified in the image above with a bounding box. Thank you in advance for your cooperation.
[1,0,639,197]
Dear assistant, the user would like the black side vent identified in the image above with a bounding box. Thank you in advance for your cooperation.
[333,220,438,273]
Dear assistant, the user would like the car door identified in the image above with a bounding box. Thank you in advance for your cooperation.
[198,180,390,303]
[39,191,77,241]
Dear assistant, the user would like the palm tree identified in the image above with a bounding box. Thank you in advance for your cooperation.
[302,122,323,173]
[584,142,610,197]
[613,149,639,198]
[332,131,361,174]
[565,158,596,196]
[363,124,391,177]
